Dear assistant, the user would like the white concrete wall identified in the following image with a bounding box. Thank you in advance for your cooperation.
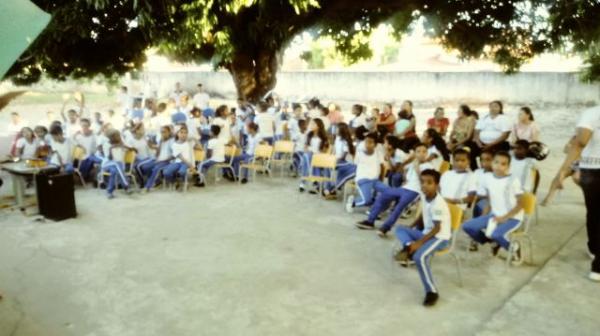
[142,71,600,105]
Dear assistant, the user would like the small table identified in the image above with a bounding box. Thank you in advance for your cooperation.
[1,161,59,210]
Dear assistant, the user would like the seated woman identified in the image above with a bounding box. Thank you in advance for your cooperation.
[473,100,512,157]
[512,106,540,143]
[426,107,450,138]
[448,104,477,169]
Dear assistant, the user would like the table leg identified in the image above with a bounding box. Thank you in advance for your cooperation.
[11,174,26,208]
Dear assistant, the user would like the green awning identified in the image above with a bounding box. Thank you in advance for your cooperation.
[0,0,50,79]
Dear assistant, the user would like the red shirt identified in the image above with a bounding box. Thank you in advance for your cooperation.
[427,117,449,135]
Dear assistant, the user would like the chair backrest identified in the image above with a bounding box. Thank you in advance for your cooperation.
[254,144,274,159]
[311,153,337,170]
[446,202,464,251]
[194,149,205,162]
[274,140,294,154]
[521,192,536,216]
[224,145,238,157]
[72,146,86,161]
[124,149,136,164]
[439,161,451,174]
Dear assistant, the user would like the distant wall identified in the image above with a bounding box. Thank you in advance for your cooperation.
[142,71,600,105]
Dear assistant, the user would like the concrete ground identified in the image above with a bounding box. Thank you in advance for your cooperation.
[0,172,597,336]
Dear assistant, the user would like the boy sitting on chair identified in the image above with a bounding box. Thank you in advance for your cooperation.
[394,169,451,307]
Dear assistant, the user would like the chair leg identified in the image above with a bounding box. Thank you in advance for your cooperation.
[535,204,539,225]
[506,242,514,268]
[451,253,463,287]
[75,171,86,188]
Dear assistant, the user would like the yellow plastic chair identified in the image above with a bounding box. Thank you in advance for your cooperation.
[300,153,337,198]
[71,146,87,188]
[239,144,274,183]
[506,192,536,267]
[439,161,451,174]
[435,202,464,286]
[212,145,240,184]
[271,140,294,177]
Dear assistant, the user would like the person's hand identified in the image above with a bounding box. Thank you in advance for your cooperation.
[553,170,568,190]
[494,215,507,224]
[408,242,421,255]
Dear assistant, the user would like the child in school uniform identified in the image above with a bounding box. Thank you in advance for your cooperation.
[212,105,232,143]
[386,135,410,187]
[73,118,101,181]
[234,122,259,184]
[291,119,308,177]
[103,130,132,198]
[422,128,450,171]
[472,149,494,219]
[286,104,304,141]
[15,127,39,160]
[49,125,74,174]
[142,125,174,192]
[126,123,154,184]
[349,104,367,130]
[196,125,228,187]
[274,108,288,142]
[510,139,535,192]
[462,151,524,258]
[345,132,384,212]
[255,102,276,145]
[323,122,356,198]
[162,125,195,187]
[440,148,477,209]
[299,118,330,193]
[393,169,452,307]
[355,143,433,236]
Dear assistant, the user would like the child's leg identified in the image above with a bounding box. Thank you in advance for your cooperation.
[490,219,521,250]
[79,157,95,179]
[63,163,74,174]
[412,238,449,294]
[389,172,403,188]
[162,162,179,183]
[176,162,189,180]
[197,159,216,183]
[136,158,155,181]
[379,189,420,232]
[144,161,168,189]
[333,163,356,192]
[395,226,424,246]
[301,152,312,177]
[463,214,494,245]
[292,152,303,173]
[473,199,488,218]
[366,185,396,222]
[113,162,129,189]
[354,179,378,207]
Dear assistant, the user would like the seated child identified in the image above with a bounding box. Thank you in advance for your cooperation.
[462,151,524,258]
[49,125,74,174]
[291,119,308,177]
[196,125,227,187]
[386,135,410,187]
[393,169,451,307]
[143,125,174,191]
[126,123,154,184]
[323,122,356,198]
[355,143,433,236]
[234,122,259,184]
[15,127,39,160]
[74,118,101,181]
[345,132,384,212]
[103,129,132,198]
[510,139,535,192]
[472,149,494,218]
[299,118,330,193]
[162,125,195,187]
[440,148,477,209]
[422,128,450,171]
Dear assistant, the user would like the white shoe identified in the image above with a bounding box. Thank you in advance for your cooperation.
[589,272,600,282]
[587,250,595,260]
[346,196,355,213]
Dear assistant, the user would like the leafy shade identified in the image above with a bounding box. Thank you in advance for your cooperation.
[5,0,600,102]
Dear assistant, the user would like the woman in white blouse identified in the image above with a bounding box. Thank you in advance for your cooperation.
[474,100,512,153]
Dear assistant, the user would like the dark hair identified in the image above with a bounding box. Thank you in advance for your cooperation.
[258,101,269,112]
[210,124,221,136]
[216,105,228,118]
[320,106,329,117]
[520,106,534,121]
[306,118,329,152]
[354,126,369,141]
[190,107,202,117]
[386,135,403,150]
[50,125,63,136]
[404,100,413,108]
[337,123,356,156]
[365,132,378,142]
[490,100,504,114]
[398,109,411,120]
[459,104,473,117]
[372,107,380,115]
[80,118,91,125]
[298,119,307,129]
[421,169,441,184]
[160,125,172,137]
[352,104,364,115]
[481,148,494,157]
[376,125,390,143]
[494,150,511,163]
[197,83,203,87]
[157,103,167,112]
[515,139,530,150]
[452,148,470,160]
[247,122,258,132]
[34,125,48,135]
[414,142,427,151]
[175,124,188,141]
[424,128,450,161]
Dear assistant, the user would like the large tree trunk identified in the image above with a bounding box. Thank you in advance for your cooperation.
[227,50,278,103]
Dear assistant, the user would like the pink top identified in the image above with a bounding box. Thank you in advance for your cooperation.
[328,110,344,124]
[513,122,540,142]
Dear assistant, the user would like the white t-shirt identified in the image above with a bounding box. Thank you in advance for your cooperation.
[96,135,109,158]
[156,138,174,161]
[576,106,600,169]
[510,157,534,191]
[16,138,39,159]
[350,114,368,129]
[255,113,275,138]
[212,118,231,142]
[50,138,73,166]
[476,114,512,144]
[334,138,350,161]
[208,138,226,162]
[392,149,409,165]
[245,134,258,155]
[293,131,307,152]
[169,90,188,107]
[477,174,524,221]
[287,118,301,139]
[110,146,126,163]
[127,137,152,160]
[427,145,443,171]
[193,92,210,109]
[275,114,287,137]
[474,168,490,191]
[354,150,383,181]
[440,170,477,209]
[171,140,193,164]
[64,121,81,139]
[403,162,434,193]
[421,193,452,241]
[308,136,322,153]
[73,133,96,159]
[186,118,201,141]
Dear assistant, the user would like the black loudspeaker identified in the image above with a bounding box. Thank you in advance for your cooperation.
[35,173,77,221]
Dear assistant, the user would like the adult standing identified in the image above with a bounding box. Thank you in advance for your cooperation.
[556,105,600,282]
[169,82,188,108]
[473,100,512,155]
[512,106,540,143]
[192,83,210,111]
[376,103,396,133]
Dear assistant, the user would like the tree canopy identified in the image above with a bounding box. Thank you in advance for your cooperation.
[5,0,600,102]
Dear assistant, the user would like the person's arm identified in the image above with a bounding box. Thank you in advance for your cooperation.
[60,99,68,122]
[408,221,440,255]
[531,123,540,142]
[378,114,396,126]
[555,127,591,188]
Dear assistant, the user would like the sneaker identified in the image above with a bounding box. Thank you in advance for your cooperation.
[377,228,389,238]
[299,183,305,193]
[241,178,248,184]
[345,196,355,213]
[196,182,205,188]
[511,242,523,266]
[588,250,595,260]
[423,292,439,307]
[355,220,375,230]
[491,243,501,257]
[589,272,600,282]
[468,241,479,252]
